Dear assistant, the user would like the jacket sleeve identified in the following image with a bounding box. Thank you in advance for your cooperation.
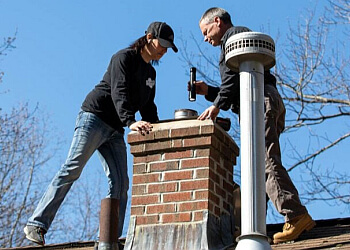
[206,69,239,111]
[214,46,240,111]
[109,52,137,127]
[212,70,239,111]
[205,85,220,102]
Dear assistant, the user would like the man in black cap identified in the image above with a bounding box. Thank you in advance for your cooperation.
[24,21,177,246]
[191,7,315,244]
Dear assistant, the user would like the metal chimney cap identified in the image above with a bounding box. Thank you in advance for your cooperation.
[225,32,275,71]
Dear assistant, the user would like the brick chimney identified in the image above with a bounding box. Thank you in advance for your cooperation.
[124,119,239,250]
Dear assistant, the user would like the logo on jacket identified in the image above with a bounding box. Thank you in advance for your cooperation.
[146,78,155,88]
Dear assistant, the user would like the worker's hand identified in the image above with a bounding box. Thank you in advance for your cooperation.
[187,80,209,95]
[198,105,220,121]
[129,121,153,136]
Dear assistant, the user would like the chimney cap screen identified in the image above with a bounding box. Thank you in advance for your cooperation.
[225,32,275,71]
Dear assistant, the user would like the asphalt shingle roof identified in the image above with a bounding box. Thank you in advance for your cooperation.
[6,217,350,250]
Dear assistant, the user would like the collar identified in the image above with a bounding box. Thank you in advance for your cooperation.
[220,26,234,46]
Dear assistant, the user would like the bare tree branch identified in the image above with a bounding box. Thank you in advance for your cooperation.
[0,103,62,247]
[287,132,350,171]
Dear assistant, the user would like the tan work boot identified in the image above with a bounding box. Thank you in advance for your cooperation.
[273,213,316,244]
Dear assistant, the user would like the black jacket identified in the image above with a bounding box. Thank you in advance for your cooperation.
[81,48,159,132]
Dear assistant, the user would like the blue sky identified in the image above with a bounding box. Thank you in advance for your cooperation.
[1,0,348,241]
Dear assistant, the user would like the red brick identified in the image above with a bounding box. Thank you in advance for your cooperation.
[208,202,213,213]
[178,201,208,211]
[131,195,159,206]
[132,185,146,195]
[171,139,183,148]
[181,157,211,169]
[154,130,169,140]
[209,147,221,162]
[133,173,160,184]
[133,154,162,164]
[180,179,209,191]
[150,161,179,172]
[200,125,214,135]
[223,179,234,194]
[220,144,235,160]
[214,127,225,142]
[148,182,177,193]
[227,173,233,183]
[130,144,145,154]
[133,163,147,174]
[231,156,237,165]
[195,148,210,157]
[170,127,200,138]
[127,132,154,144]
[183,136,211,148]
[215,184,226,199]
[224,159,234,173]
[226,173,233,186]
[195,168,209,179]
[161,212,191,223]
[131,206,145,215]
[209,179,215,190]
[163,170,193,181]
[164,150,193,160]
[209,169,220,184]
[227,194,234,206]
[223,201,231,214]
[194,190,209,200]
[210,136,220,151]
[136,215,159,225]
[214,205,220,217]
[145,140,172,152]
[163,192,192,202]
[227,138,239,155]
[208,191,220,205]
[147,204,176,214]
[193,211,204,221]
[216,164,227,179]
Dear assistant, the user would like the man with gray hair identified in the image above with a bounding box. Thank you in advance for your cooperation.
[191,7,315,244]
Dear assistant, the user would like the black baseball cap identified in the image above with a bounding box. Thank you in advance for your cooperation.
[146,22,178,53]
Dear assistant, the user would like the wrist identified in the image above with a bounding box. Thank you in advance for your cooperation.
[127,120,136,128]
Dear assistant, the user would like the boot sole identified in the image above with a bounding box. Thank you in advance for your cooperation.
[273,219,316,244]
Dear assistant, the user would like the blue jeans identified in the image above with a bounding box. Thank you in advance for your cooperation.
[27,110,129,237]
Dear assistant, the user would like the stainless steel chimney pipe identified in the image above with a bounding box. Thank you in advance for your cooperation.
[225,32,276,250]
